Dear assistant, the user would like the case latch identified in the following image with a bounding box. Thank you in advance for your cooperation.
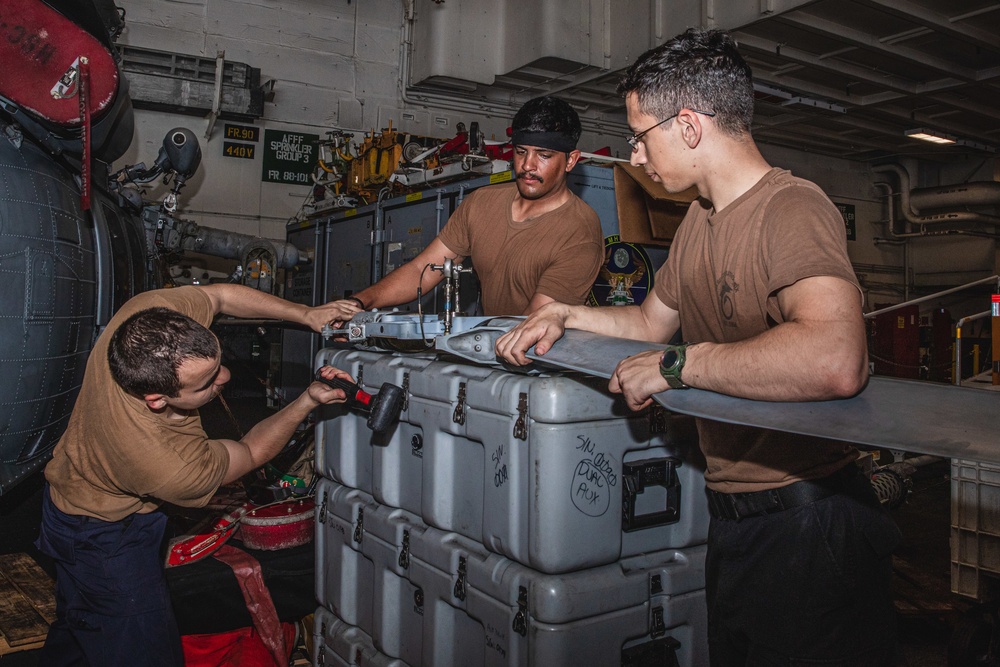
[453,555,468,600]
[512,585,528,637]
[317,490,328,525]
[453,382,467,425]
[401,372,410,412]
[513,392,528,440]
[398,530,410,569]
[353,506,364,544]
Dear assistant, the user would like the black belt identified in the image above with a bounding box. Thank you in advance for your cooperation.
[706,465,859,521]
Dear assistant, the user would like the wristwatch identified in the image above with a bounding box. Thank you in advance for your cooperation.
[659,344,689,389]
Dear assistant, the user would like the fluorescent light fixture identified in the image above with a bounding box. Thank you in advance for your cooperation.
[904,128,956,145]
[956,139,997,153]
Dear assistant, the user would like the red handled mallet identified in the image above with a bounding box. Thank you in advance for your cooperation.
[314,368,404,434]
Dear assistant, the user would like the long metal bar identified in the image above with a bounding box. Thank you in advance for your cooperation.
[864,275,1000,319]
[522,329,1000,465]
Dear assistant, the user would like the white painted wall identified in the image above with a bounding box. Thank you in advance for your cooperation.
[112,0,996,319]
[115,0,410,242]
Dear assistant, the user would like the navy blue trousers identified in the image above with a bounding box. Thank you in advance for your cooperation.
[36,485,183,667]
[706,472,901,666]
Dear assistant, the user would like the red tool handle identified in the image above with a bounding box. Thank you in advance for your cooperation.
[314,369,372,408]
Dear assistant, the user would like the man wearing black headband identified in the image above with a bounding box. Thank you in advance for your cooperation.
[326,96,603,319]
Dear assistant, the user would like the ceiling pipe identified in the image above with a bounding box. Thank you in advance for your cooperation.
[871,164,1000,227]
[873,180,1000,243]
[873,182,910,300]
[910,182,1000,214]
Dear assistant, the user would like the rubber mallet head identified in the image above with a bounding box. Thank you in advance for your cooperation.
[366,383,404,434]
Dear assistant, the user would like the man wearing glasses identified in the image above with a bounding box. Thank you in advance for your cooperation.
[497,29,898,665]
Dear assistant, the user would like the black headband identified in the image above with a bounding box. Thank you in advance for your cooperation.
[510,130,577,153]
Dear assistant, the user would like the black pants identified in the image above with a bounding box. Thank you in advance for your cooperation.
[706,472,901,666]
[35,485,183,667]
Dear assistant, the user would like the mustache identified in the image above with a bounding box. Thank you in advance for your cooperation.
[516,171,544,183]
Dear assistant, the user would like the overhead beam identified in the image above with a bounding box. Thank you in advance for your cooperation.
[779,11,978,80]
[855,0,1000,53]
[755,113,905,150]
[926,93,1000,125]
[753,72,997,149]
[871,103,998,144]
[754,132,887,159]
[735,32,919,95]
[752,70,863,107]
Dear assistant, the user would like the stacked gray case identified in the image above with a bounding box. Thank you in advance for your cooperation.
[314,479,708,667]
[314,349,710,665]
[315,348,709,574]
[314,605,404,667]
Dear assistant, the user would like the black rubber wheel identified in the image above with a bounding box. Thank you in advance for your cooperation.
[402,141,425,163]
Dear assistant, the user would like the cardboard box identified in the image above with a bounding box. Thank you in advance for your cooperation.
[613,163,698,247]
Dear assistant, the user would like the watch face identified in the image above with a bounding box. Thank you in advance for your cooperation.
[662,349,679,370]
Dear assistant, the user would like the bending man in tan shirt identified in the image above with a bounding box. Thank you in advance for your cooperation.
[39,284,353,667]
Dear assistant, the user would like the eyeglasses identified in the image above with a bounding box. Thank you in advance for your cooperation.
[626,109,716,152]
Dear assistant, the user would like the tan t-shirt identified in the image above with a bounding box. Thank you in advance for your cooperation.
[654,168,859,493]
[438,182,603,315]
[44,286,230,521]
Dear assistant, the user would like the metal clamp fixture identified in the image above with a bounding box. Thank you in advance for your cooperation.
[426,257,474,334]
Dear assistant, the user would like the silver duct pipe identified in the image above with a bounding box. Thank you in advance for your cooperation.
[910,182,1000,214]
[871,164,1000,227]
[178,224,301,269]
[872,182,910,300]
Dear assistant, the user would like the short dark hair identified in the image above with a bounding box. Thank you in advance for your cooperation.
[617,28,754,136]
[511,96,582,146]
[107,307,219,397]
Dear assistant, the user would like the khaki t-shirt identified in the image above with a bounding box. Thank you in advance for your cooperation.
[438,182,603,315]
[44,286,230,521]
[654,168,860,493]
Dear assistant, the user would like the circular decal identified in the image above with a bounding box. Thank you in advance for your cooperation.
[587,235,654,307]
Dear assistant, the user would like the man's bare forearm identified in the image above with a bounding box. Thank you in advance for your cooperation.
[352,260,441,311]
[221,390,320,484]
[683,319,868,401]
